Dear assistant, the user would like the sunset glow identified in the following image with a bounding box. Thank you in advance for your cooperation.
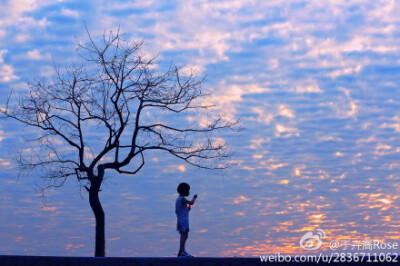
[1,0,400,258]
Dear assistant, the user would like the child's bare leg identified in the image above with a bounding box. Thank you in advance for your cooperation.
[179,231,188,255]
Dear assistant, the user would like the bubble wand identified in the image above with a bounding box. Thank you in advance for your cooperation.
[188,198,199,216]
[195,198,199,216]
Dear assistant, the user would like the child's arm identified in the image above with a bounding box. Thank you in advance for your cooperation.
[182,194,198,205]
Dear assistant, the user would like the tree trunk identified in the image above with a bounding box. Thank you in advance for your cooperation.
[89,176,105,257]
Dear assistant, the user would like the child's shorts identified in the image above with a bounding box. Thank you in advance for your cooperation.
[177,219,189,234]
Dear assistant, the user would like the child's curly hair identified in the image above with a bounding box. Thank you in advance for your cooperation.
[177,182,190,194]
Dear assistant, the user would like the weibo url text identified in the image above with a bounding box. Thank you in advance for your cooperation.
[260,253,399,263]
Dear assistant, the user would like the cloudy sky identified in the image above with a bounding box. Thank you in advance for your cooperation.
[1,0,400,257]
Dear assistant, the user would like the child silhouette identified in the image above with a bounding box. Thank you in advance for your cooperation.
[175,182,197,257]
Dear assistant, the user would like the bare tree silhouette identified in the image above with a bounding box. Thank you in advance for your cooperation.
[0,27,236,257]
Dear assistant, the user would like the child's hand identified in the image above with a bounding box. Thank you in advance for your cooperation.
[194,194,198,199]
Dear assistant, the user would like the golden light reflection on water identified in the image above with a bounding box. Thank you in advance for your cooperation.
[216,173,400,257]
